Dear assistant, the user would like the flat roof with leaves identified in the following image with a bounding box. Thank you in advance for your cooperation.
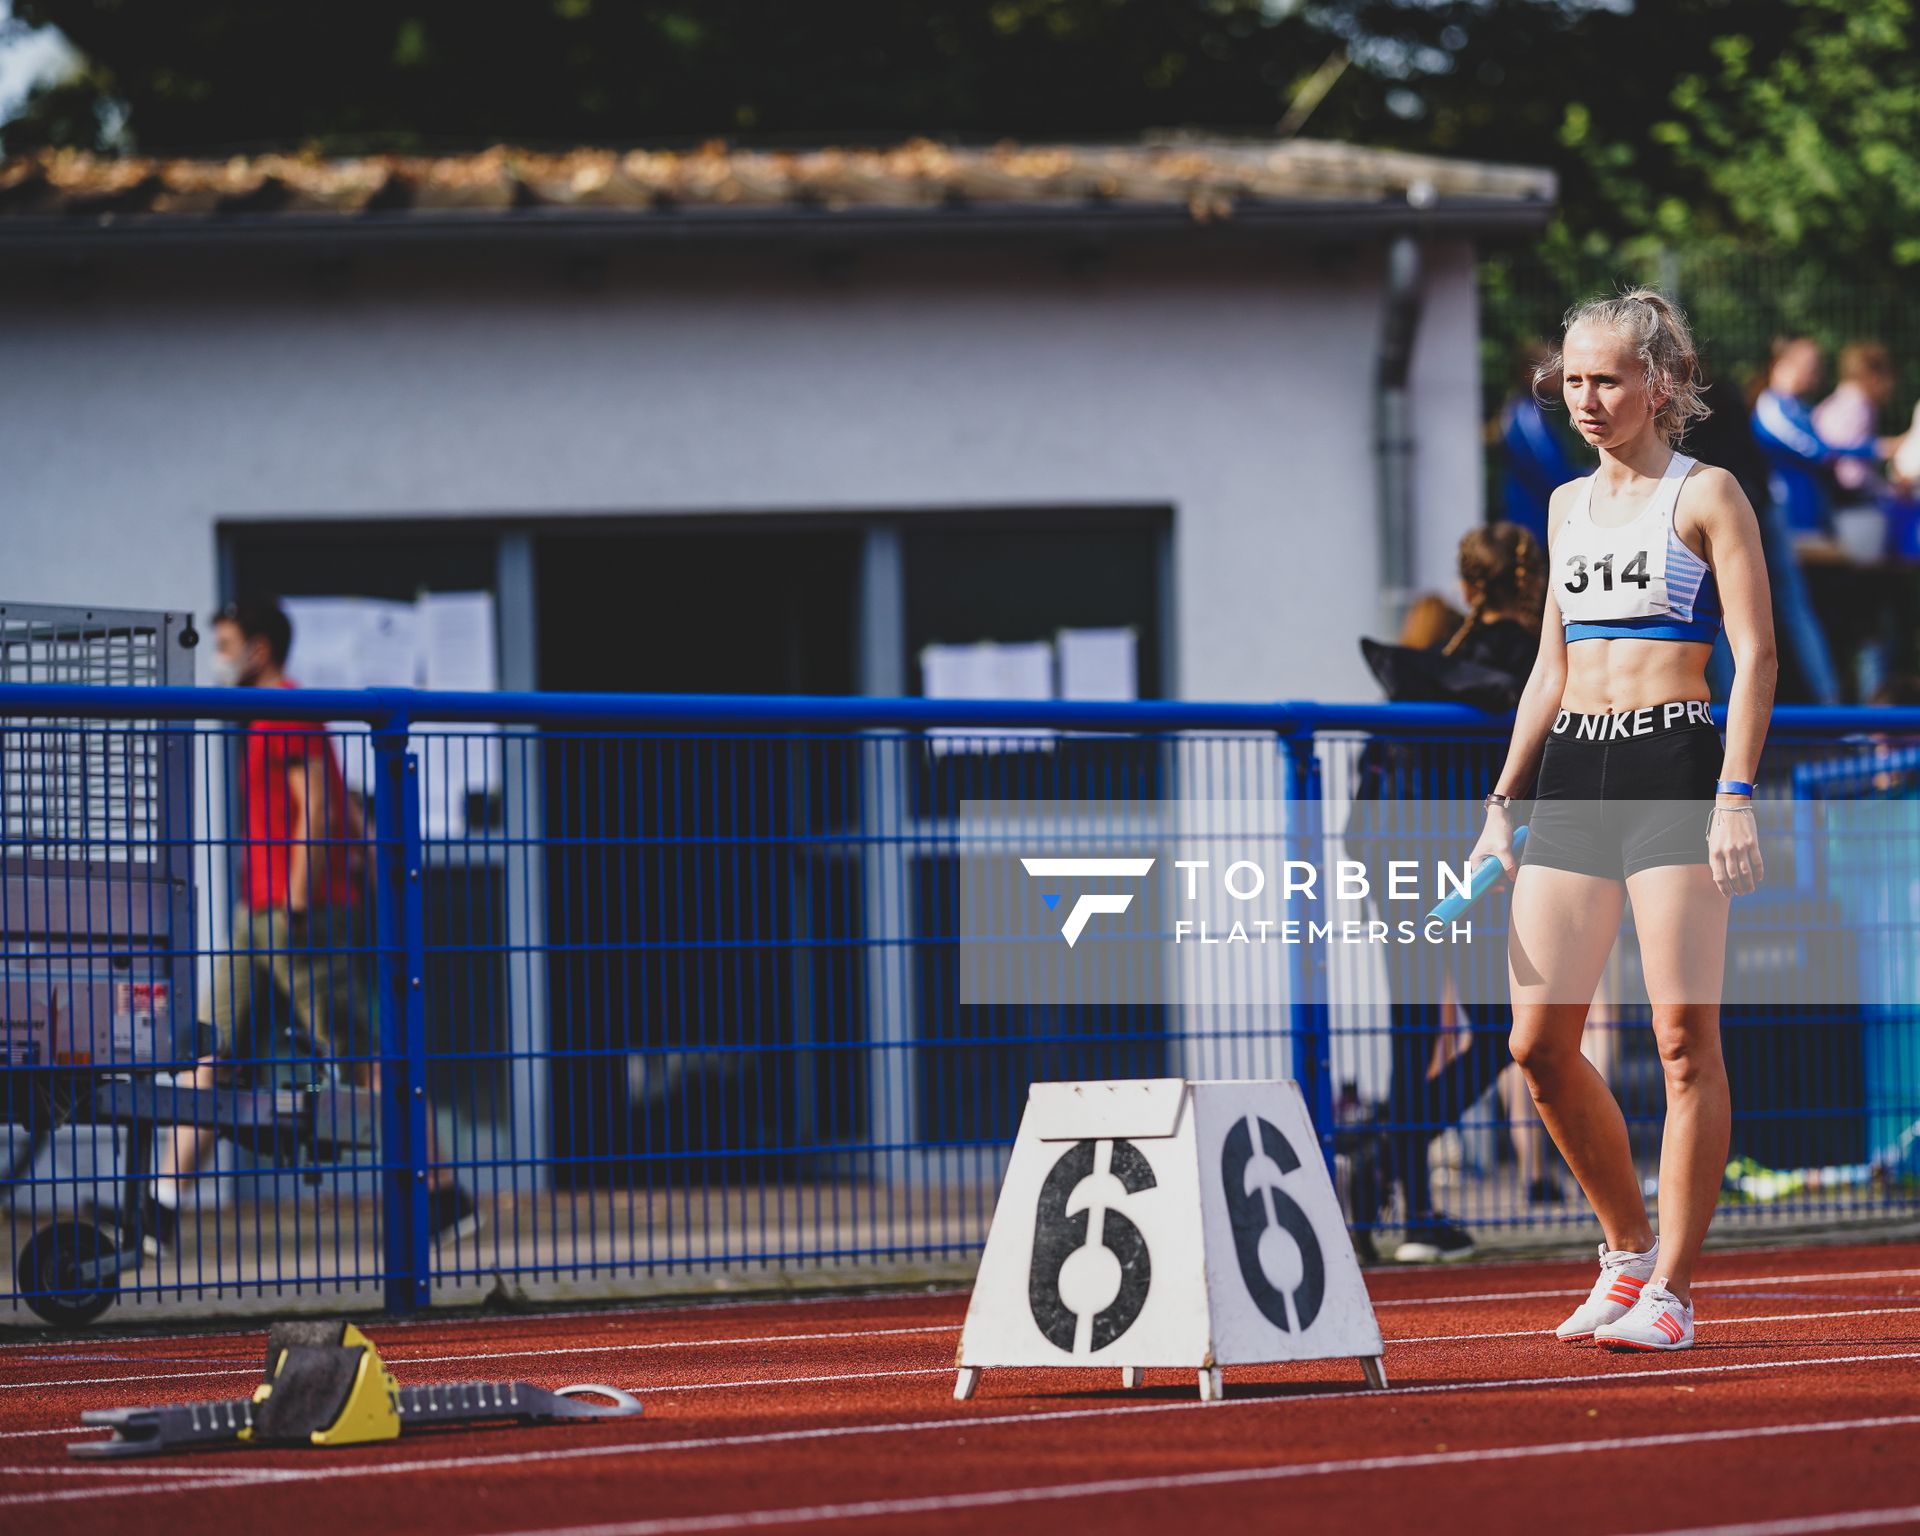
[0,136,1555,246]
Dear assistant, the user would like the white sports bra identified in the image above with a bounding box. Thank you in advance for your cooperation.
[1555,452,1722,644]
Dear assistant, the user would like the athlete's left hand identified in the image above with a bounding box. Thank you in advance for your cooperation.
[1707,804,1764,896]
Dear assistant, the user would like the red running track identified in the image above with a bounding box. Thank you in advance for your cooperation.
[3,1241,1920,1536]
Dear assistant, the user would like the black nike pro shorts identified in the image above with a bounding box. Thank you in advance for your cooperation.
[1520,699,1722,881]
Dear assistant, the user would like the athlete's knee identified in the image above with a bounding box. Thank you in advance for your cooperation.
[1508,1026,1577,1087]
[1653,1012,1724,1091]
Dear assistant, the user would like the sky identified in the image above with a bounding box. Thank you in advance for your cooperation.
[0,2,77,129]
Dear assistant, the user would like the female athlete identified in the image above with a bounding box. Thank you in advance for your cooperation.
[1470,289,1778,1351]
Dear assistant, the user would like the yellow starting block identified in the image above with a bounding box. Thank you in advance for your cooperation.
[72,1320,641,1459]
[239,1322,402,1449]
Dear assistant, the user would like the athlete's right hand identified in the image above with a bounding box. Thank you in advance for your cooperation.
[1468,809,1519,886]
[1708,804,1764,896]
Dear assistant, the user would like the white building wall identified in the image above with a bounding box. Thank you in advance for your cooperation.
[0,238,1484,702]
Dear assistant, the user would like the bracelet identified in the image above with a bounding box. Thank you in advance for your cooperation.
[1483,792,1513,811]
[1715,779,1755,797]
[1706,803,1756,841]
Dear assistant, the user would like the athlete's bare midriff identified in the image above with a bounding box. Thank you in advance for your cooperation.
[1561,635,1713,715]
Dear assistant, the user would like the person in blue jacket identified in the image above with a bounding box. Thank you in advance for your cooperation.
[1746,337,1879,704]
[1500,345,1581,543]
[1749,336,1877,541]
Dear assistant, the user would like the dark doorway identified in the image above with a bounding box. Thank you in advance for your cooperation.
[534,525,866,1188]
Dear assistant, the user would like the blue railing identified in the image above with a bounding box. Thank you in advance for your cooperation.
[2,685,1917,1321]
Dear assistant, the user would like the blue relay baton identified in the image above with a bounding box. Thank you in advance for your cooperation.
[1426,824,1528,923]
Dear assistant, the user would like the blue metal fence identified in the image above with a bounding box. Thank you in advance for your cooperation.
[3,685,1917,1323]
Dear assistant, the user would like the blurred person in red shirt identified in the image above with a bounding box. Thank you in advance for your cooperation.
[143,599,475,1256]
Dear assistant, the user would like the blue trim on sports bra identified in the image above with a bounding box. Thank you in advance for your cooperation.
[1565,614,1719,644]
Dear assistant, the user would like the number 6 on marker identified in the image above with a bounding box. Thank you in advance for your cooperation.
[1220,1115,1326,1334]
[1027,1138,1156,1354]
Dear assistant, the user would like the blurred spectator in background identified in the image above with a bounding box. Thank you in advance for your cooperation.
[1436,523,1568,1211]
[1499,343,1580,544]
[1383,523,1546,1262]
[1814,345,1916,700]
[1895,399,1920,490]
[1683,355,1773,701]
[1435,526,1541,674]
[145,600,477,1259]
[1747,338,1858,704]
[1814,342,1901,514]
[1892,397,1920,563]
[1750,336,1881,544]
[1399,593,1467,651]
[1683,356,1772,513]
[1751,338,1913,702]
[1817,343,1920,563]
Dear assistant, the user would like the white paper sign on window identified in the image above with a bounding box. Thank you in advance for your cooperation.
[1057,626,1137,703]
[920,640,1055,755]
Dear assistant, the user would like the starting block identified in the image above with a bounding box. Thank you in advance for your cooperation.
[955,1079,1387,1402]
[71,1320,641,1459]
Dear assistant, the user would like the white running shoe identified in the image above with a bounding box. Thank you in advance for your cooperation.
[1554,1238,1660,1342]
[1594,1275,1694,1352]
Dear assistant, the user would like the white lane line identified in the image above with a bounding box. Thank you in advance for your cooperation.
[1611,1508,1920,1536]
[646,1368,948,1395]
[13,1296,1919,1398]
[4,1261,1913,1367]
[0,1365,262,1392]
[1397,1301,1920,1346]
[0,1324,958,1392]
[1,1346,1917,1509]
[4,1263,1914,1390]
[471,1413,1920,1536]
[0,1463,285,1480]
[385,1326,955,1370]
[0,1479,273,1507]
[1371,1266,1920,1308]
[12,1318,1901,1442]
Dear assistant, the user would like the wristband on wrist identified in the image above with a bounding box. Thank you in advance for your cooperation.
[1715,779,1754,797]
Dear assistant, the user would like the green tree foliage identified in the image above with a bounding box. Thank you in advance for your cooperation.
[1501,2,1917,407]
[4,1,1331,154]
[1660,0,1920,271]
[1310,0,1803,249]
